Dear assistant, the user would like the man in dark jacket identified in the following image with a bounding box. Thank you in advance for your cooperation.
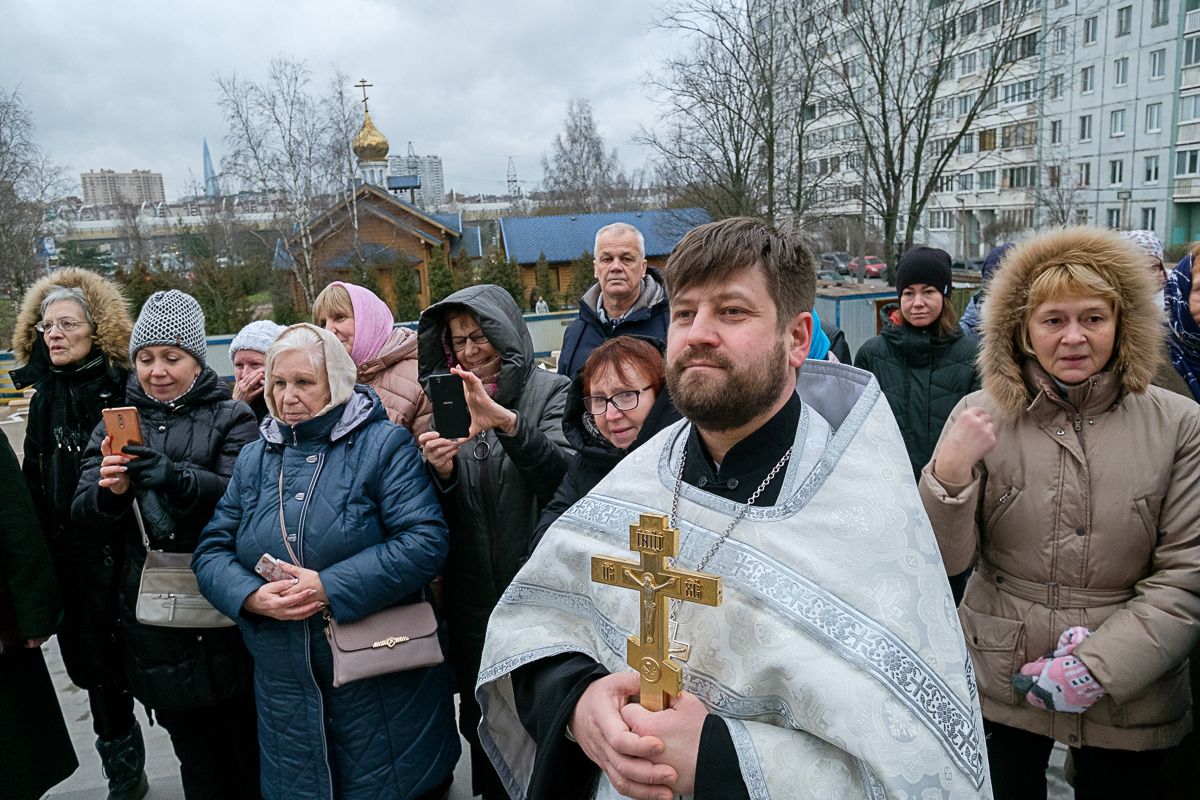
[557,223,670,378]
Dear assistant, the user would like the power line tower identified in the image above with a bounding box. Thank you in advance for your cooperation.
[407,141,417,159]
[507,156,519,199]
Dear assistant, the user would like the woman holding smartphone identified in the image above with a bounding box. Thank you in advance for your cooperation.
[416,284,573,800]
[73,290,260,800]
[10,269,141,798]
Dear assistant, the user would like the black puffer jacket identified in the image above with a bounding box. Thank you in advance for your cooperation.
[530,340,680,553]
[417,285,573,704]
[72,368,258,711]
[854,322,981,478]
[13,268,133,692]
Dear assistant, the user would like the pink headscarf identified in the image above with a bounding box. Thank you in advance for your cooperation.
[330,281,394,364]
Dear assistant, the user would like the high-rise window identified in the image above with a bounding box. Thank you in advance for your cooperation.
[1182,95,1200,123]
[1076,209,1090,225]
[1111,109,1126,136]
[982,1,1001,27]
[1049,165,1062,187]
[1152,0,1169,26]
[1107,209,1122,228]
[1142,207,1157,231]
[1078,162,1092,186]
[1050,74,1063,99]
[1053,27,1067,52]
[958,174,975,191]
[960,52,977,75]
[1114,58,1129,86]
[1081,66,1095,93]
[1146,155,1160,182]
[1109,159,1125,185]
[1079,115,1093,141]
[1187,37,1200,67]
[1116,6,1132,36]
[1051,119,1063,143]
[1146,103,1163,132]
[1083,16,1098,44]
[1177,148,1200,176]
[978,170,997,189]
[961,11,978,35]
[1151,50,1166,79]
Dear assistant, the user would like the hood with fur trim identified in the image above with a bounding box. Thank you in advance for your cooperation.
[980,226,1162,417]
[13,267,133,369]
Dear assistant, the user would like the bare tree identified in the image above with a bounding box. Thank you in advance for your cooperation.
[216,58,346,308]
[1039,149,1084,227]
[0,86,67,294]
[828,0,1036,275]
[541,99,627,214]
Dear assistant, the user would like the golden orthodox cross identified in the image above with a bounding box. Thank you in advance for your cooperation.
[355,79,372,108]
[591,513,722,711]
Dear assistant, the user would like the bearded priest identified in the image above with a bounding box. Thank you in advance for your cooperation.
[475,217,992,800]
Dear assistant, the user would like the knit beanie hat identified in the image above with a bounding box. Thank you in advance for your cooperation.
[228,319,287,363]
[897,247,953,297]
[982,243,1015,285]
[130,290,207,364]
[329,281,395,365]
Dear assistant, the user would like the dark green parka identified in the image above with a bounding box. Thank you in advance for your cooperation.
[417,285,573,754]
[854,322,981,478]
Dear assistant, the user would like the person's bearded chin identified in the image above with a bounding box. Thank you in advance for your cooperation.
[666,340,790,433]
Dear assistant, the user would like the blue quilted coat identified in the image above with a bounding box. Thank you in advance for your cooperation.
[193,387,460,800]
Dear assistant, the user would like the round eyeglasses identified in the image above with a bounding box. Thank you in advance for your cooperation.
[36,318,84,334]
[582,386,653,416]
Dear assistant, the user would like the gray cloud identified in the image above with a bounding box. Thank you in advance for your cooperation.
[2,0,674,200]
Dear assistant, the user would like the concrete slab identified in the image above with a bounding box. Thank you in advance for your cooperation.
[41,636,476,799]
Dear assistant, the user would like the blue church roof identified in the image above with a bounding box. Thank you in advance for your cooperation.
[498,208,709,265]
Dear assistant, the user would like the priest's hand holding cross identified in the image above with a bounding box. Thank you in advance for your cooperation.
[569,513,723,799]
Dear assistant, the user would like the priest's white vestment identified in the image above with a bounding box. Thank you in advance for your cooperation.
[476,360,992,799]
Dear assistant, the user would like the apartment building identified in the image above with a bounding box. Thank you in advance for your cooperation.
[807,0,1199,259]
[80,169,165,206]
[388,153,445,210]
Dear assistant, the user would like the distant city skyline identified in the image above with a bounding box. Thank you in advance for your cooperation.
[2,0,672,202]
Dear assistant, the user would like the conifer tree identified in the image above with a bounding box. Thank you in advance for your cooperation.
[427,245,454,304]
[480,250,526,309]
[564,250,597,309]
[392,261,422,322]
[534,252,560,311]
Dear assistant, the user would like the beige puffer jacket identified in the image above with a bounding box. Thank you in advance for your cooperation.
[356,327,432,436]
[920,226,1200,751]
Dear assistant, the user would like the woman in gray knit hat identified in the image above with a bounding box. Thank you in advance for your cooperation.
[73,290,261,800]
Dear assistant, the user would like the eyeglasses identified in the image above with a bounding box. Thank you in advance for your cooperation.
[36,318,84,334]
[583,386,653,416]
[450,331,490,352]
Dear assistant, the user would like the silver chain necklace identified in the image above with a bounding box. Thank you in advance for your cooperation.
[666,428,792,659]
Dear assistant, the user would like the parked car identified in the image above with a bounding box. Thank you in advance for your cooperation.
[816,269,840,281]
[848,256,886,278]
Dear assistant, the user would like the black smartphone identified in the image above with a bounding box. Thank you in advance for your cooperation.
[427,373,471,440]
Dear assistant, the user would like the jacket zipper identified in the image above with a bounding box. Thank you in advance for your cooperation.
[289,448,333,800]
[998,489,1013,504]
[1074,411,1082,432]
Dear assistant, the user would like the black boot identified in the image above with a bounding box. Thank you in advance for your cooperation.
[95,721,150,800]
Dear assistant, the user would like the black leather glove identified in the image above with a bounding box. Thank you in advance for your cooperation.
[122,446,197,505]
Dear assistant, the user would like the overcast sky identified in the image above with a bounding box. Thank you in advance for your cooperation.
[2,0,678,201]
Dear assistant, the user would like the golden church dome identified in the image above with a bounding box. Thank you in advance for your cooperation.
[352,110,389,163]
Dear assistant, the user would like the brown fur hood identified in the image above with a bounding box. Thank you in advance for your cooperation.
[13,268,134,369]
[980,226,1162,418]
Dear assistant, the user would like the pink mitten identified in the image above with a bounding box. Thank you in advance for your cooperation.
[1011,627,1105,713]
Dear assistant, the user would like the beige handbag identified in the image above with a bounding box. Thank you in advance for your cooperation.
[134,500,235,628]
[277,471,444,687]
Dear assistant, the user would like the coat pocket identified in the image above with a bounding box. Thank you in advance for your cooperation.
[1106,659,1192,728]
[983,485,1021,535]
[1133,497,1159,550]
[959,603,1026,705]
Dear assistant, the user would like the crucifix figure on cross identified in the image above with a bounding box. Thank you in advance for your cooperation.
[591,513,722,711]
